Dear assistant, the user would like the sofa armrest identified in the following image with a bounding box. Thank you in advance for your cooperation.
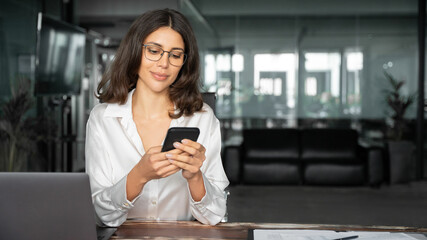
[367,147,384,186]
[222,145,242,184]
[358,144,384,186]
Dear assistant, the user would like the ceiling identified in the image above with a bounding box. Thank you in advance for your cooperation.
[77,0,418,47]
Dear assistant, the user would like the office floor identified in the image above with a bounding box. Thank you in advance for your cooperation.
[227,181,427,228]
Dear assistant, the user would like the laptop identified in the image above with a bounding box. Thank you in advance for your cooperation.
[0,172,115,240]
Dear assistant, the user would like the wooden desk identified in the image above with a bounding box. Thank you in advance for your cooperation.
[110,221,427,239]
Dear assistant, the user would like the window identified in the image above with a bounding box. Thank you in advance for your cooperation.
[254,53,296,108]
[302,52,341,118]
[343,51,363,115]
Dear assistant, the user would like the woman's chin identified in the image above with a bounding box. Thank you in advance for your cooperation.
[150,84,172,94]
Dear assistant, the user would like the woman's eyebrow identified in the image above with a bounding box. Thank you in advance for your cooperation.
[145,41,161,47]
[145,41,184,51]
[171,47,185,52]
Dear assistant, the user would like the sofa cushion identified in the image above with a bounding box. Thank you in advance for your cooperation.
[244,163,300,184]
[301,128,358,162]
[246,149,299,162]
[243,129,299,162]
[304,163,365,185]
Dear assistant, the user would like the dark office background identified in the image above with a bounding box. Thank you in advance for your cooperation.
[1,0,427,227]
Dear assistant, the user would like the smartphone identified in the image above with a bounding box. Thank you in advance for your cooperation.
[161,127,200,152]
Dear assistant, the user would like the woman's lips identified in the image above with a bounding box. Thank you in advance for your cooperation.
[151,72,168,81]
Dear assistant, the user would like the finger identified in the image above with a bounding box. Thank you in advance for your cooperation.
[167,148,184,155]
[173,142,206,162]
[168,154,203,172]
[170,149,190,157]
[169,159,199,173]
[173,142,199,156]
[180,140,206,158]
[163,164,181,174]
[163,149,186,160]
[152,158,174,171]
[157,164,180,177]
[181,139,206,154]
[166,153,194,164]
[149,152,171,162]
[151,147,184,161]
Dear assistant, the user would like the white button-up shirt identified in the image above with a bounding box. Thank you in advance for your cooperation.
[85,90,229,227]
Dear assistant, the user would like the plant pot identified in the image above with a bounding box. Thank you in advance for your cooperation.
[387,140,415,184]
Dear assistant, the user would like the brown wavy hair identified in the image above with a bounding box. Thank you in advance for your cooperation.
[96,9,203,118]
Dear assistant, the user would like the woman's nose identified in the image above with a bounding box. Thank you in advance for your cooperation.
[157,53,169,68]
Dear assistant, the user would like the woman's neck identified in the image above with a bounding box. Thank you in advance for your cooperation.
[132,87,173,120]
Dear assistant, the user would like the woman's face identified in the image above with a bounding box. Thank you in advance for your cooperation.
[137,27,185,95]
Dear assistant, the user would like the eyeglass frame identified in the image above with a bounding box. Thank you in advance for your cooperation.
[142,44,187,67]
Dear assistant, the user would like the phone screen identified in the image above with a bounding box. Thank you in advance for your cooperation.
[161,127,200,152]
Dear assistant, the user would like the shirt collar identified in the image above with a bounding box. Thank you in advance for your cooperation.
[103,89,134,118]
[103,88,185,124]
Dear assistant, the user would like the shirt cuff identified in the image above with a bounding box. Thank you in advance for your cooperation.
[188,174,213,214]
[110,175,140,211]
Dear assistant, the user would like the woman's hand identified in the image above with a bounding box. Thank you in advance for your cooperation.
[127,146,182,201]
[126,146,186,201]
[136,146,182,183]
[165,139,207,201]
[165,139,206,181]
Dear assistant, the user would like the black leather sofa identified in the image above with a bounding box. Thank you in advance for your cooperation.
[222,128,384,186]
[301,128,365,185]
[242,129,301,184]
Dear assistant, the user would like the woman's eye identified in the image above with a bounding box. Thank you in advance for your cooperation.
[148,48,160,54]
[171,52,182,59]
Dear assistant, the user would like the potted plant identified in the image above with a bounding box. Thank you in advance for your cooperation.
[383,71,416,184]
[0,79,56,171]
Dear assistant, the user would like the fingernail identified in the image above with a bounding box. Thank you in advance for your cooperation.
[181,139,188,144]
[165,153,172,158]
[168,159,174,163]
[173,142,180,147]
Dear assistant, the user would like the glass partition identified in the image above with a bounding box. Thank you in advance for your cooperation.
[184,2,418,127]
[181,1,421,161]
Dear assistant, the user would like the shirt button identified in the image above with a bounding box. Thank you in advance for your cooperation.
[123,203,129,207]
[151,200,157,205]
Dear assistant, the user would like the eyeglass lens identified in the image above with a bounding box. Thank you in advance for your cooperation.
[144,45,186,66]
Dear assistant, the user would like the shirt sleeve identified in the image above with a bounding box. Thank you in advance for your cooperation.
[188,113,230,225]
[85,110,137,227]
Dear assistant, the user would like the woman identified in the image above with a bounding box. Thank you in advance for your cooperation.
[85,9,229,227]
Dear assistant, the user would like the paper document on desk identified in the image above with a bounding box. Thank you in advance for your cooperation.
[254,230,357,240]
[347,232,426,240]
[253,229,424,240]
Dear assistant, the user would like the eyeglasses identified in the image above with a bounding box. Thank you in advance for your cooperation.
[143,44,187,67]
